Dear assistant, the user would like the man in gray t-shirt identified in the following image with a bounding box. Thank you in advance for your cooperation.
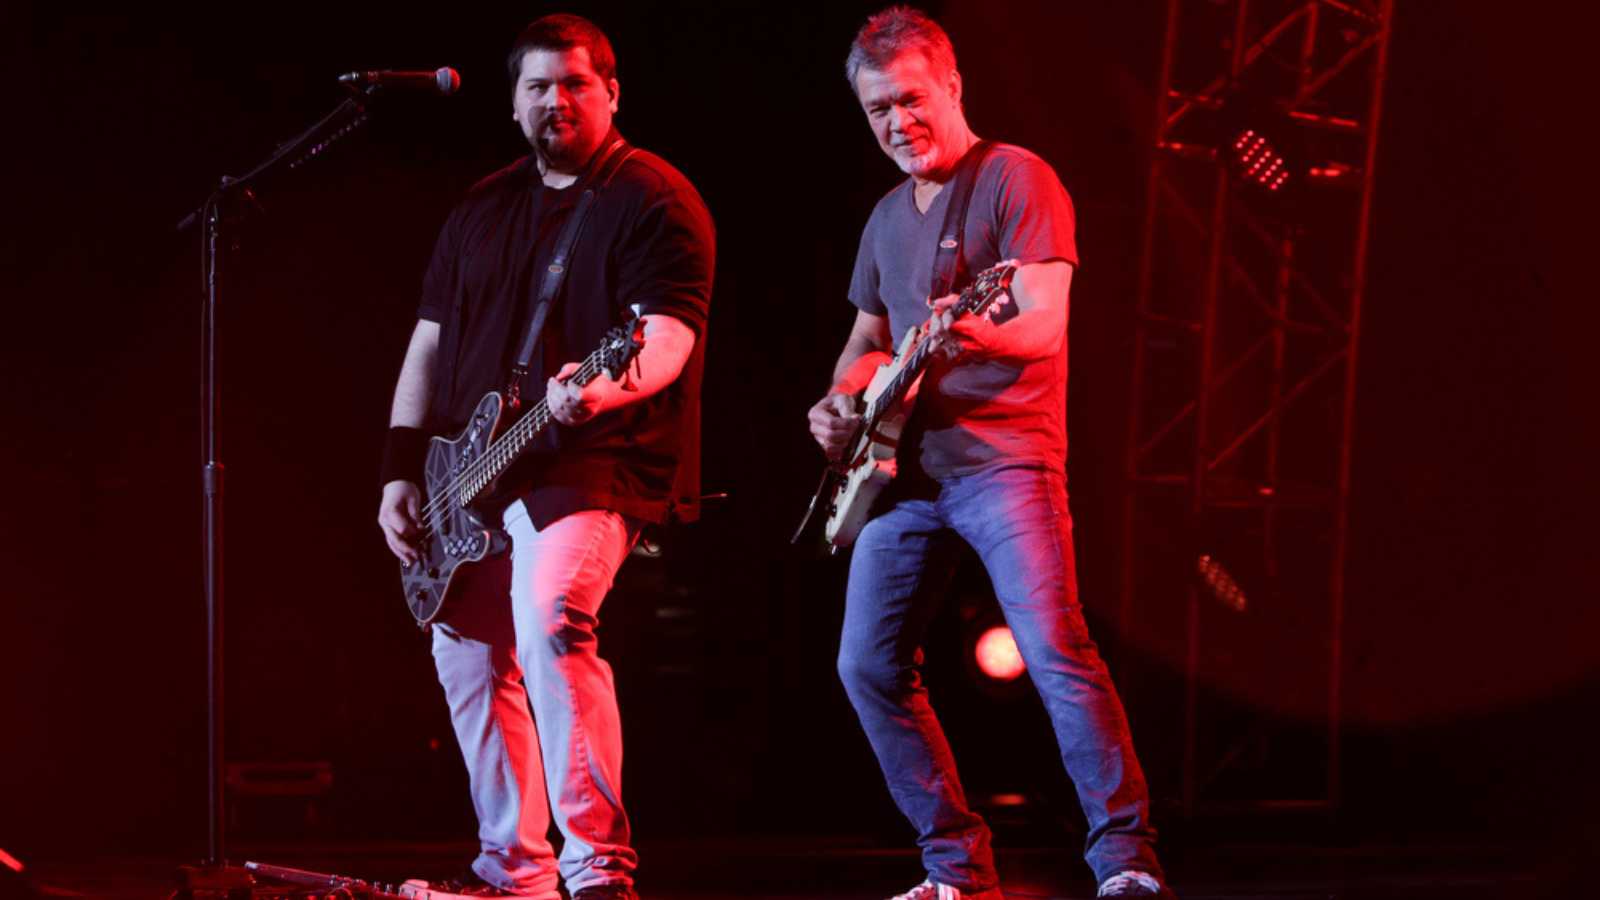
[807,9,1171,900]
[847,141,1077,478]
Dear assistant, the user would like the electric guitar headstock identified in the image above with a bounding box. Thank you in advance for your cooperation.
[954,260,1019,322]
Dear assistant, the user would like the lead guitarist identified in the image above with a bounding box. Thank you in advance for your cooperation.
[375,14,713,900]
[806,8,1169,899]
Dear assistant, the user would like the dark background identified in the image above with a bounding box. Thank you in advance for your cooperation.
[2,0,1593,872]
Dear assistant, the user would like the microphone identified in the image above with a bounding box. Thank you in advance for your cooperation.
[338,67,461,95]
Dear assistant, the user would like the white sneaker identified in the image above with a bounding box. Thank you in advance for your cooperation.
[1097,869,1168,897]
[398,876,561,900]
[888,879,1004,900]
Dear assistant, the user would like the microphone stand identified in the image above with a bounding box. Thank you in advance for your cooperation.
[174,84,375,897]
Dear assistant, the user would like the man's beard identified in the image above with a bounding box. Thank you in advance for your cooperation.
[893,146,939,177]
[889,131,941,177]
[534,119,586,169]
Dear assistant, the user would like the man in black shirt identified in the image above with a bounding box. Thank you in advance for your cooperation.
[376,14,713,900]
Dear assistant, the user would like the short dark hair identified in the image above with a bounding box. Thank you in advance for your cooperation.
[845,5,957,87]
[506,13,617,84]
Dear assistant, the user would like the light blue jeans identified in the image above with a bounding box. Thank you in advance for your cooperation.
[837,464,1162,888]
[430,500,638,896]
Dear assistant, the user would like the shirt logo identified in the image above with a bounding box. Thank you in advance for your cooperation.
[939,239,958,250]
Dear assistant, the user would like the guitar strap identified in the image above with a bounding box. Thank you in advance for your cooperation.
[504,136,636,409]
[928,139,994,299]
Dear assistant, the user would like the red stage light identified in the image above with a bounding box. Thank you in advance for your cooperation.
[1229,127,1292,192]
[974,626,1027,682]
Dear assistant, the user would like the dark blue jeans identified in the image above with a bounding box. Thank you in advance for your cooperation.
[837,464,1161,888]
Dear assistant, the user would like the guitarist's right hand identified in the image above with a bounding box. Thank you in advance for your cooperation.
[808,393,862,464]
[378,479,424,565]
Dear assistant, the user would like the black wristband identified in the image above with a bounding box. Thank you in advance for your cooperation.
[380,426,429,488]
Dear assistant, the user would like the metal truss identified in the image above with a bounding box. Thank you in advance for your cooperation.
[1119,0,1392,817]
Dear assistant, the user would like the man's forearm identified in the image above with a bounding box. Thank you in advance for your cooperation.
[584,314,696,415]
[953,260,1072,363]
[381,320,441,489]
[831,335,892,396]
[390,320,441,428]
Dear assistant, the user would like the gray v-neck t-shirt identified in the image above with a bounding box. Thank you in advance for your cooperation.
[848,143,1079,479]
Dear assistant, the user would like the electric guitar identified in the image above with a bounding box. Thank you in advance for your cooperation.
[399,319,645,625]
[793,261,1018,551]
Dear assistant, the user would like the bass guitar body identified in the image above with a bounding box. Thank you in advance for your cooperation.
[400,391,511,625]
[396,318,646,626]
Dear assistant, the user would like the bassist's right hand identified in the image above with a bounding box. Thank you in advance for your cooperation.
[808,393,862,464]
[378,480,424,565]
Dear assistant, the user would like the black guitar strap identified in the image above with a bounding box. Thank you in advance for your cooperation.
[928,139,994,300]
[505,136,636,408]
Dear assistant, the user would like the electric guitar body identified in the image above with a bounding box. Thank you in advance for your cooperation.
[794,262,1017,551]
[819,326,924,548]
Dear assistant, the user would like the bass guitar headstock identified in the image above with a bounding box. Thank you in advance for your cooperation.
[597,317,647,381]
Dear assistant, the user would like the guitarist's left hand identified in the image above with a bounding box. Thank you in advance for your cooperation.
[547,362,605,425]
[927,258,1061,364]
[925,293,973,362]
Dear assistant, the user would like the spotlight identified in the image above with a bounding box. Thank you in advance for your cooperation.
[973,625,1027,683]
[1197,554,1248,612]
[1230,128,1293,193]
[1220,114,1305,207]
[1212,87,1309,213]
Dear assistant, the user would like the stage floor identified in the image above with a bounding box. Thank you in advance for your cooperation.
[12,836,1564,899]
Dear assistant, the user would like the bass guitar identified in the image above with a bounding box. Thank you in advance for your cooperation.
[793,261,1017,551]
[400,319,645,625]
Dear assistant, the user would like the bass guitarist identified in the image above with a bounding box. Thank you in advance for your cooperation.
[805,8,1170,899]
[375,14,713,900]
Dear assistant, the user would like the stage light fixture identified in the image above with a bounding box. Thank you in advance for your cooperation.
[1197,554,1248,612]
[1211,86,1310,214]
[973,625,1027,682]
[1230,128,1292,193]
[1220,113,1306,207]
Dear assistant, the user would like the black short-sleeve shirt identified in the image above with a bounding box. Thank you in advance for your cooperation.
[418,131,714,527]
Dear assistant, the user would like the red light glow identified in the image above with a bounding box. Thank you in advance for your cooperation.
[1231,128,1291,191]
[974,626,1027,682]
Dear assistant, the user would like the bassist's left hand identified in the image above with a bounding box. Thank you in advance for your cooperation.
[547,362,603,425]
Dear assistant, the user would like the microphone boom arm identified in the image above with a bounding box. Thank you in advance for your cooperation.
[175,90,372,232]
